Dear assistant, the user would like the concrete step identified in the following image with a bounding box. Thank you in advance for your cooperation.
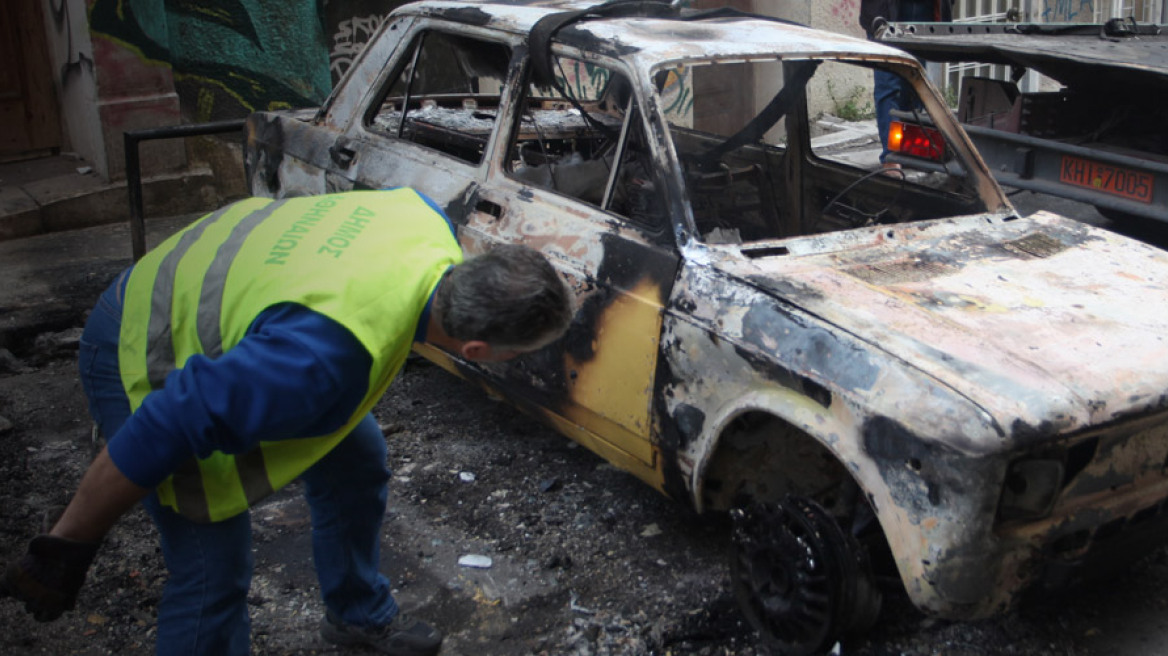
[0,163,220,242]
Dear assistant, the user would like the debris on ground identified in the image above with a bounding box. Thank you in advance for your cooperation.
[2,321,1166,655]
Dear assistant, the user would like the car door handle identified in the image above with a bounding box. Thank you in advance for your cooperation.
[475,198,503,219]
[329,137,357,168]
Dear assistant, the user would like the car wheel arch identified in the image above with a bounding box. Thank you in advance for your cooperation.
[694,409,846,507]
[688,401,901,622]
[687,394,888,535]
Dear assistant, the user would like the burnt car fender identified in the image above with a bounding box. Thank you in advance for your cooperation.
[660,260,1014,617]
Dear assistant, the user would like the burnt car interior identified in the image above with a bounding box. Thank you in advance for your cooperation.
[504,56,668,228]
[366,30,669,228]
[367,31,514,165]
[363,20,990,249]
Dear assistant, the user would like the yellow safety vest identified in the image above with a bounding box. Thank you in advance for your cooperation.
[118,189,462,522]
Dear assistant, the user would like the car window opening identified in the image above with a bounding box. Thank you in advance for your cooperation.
[367,30,513,165]
[505,55,667,228]
[657,58,987,246]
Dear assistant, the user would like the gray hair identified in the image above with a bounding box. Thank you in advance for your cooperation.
[435,244,572,350]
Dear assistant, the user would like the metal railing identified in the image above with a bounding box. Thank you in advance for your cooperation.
[123,119,246,260]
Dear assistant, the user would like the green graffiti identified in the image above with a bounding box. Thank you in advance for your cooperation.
[660,67,693,121]
[89,0,330,120]
[168,1,261,47]
[554,59,612,101]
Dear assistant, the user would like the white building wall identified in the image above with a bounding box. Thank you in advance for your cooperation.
[40,0,107,177]
[749,0,873,119]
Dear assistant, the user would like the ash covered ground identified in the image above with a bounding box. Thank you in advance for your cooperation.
[2,252,1168,656]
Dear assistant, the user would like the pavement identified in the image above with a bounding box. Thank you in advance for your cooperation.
[0,208,198,354]
[0,154,224,242]
[0,152,214,353]
[0,145,249,353]
[811,116,883,167]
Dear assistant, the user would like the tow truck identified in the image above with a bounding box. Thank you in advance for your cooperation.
[878,18,1168,227]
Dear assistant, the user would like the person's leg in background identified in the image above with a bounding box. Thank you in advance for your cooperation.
[873,0,940,164]
[873,67,901,163]
[890,0,936,119]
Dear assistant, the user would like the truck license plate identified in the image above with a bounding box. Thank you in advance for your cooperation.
[1060,156,1153,204]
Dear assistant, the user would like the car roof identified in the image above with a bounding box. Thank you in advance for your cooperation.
[399,0,913,66]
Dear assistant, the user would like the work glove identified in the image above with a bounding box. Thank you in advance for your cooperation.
[0,535,100,621]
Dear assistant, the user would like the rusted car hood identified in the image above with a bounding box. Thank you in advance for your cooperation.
[722,211,1168,443]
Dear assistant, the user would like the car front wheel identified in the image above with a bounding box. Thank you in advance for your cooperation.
[729,495,881,655]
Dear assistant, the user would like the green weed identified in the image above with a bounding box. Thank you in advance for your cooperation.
[826,80,874,121]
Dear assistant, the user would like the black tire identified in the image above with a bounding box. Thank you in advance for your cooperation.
[729,496,881,656]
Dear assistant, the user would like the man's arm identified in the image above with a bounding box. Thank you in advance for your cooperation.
[0,448,144,621]
[107,304,373,489]
[3,304,373,621]
[49,446,148,543]
[0,447,141,621]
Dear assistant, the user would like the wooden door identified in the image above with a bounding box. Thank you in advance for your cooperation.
[0,0,61,161]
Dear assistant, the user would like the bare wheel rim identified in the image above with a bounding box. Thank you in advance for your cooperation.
[729,497,850,656]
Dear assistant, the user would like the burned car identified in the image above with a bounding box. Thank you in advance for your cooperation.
[245,1,1168,653]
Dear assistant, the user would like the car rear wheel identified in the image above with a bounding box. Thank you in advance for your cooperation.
[729,495,881,655]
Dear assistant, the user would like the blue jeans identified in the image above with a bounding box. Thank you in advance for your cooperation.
[873,0,936,161]
[79,273,398,656]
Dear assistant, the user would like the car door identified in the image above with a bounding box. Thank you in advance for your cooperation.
[311,20,518,206]
[451,51,680,482]
[292,22,680,483]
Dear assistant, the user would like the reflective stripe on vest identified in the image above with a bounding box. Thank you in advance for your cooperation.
[119,190,461,522]
[141,200,287,519]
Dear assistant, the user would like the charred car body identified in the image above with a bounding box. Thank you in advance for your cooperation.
[244,1,1168,653]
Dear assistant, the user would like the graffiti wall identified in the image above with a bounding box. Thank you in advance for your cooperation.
[73,0,871,127]
[88,0,336,122]
[39,0,410,178]
[1040,0,1096,22]
[328,5,396,84]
